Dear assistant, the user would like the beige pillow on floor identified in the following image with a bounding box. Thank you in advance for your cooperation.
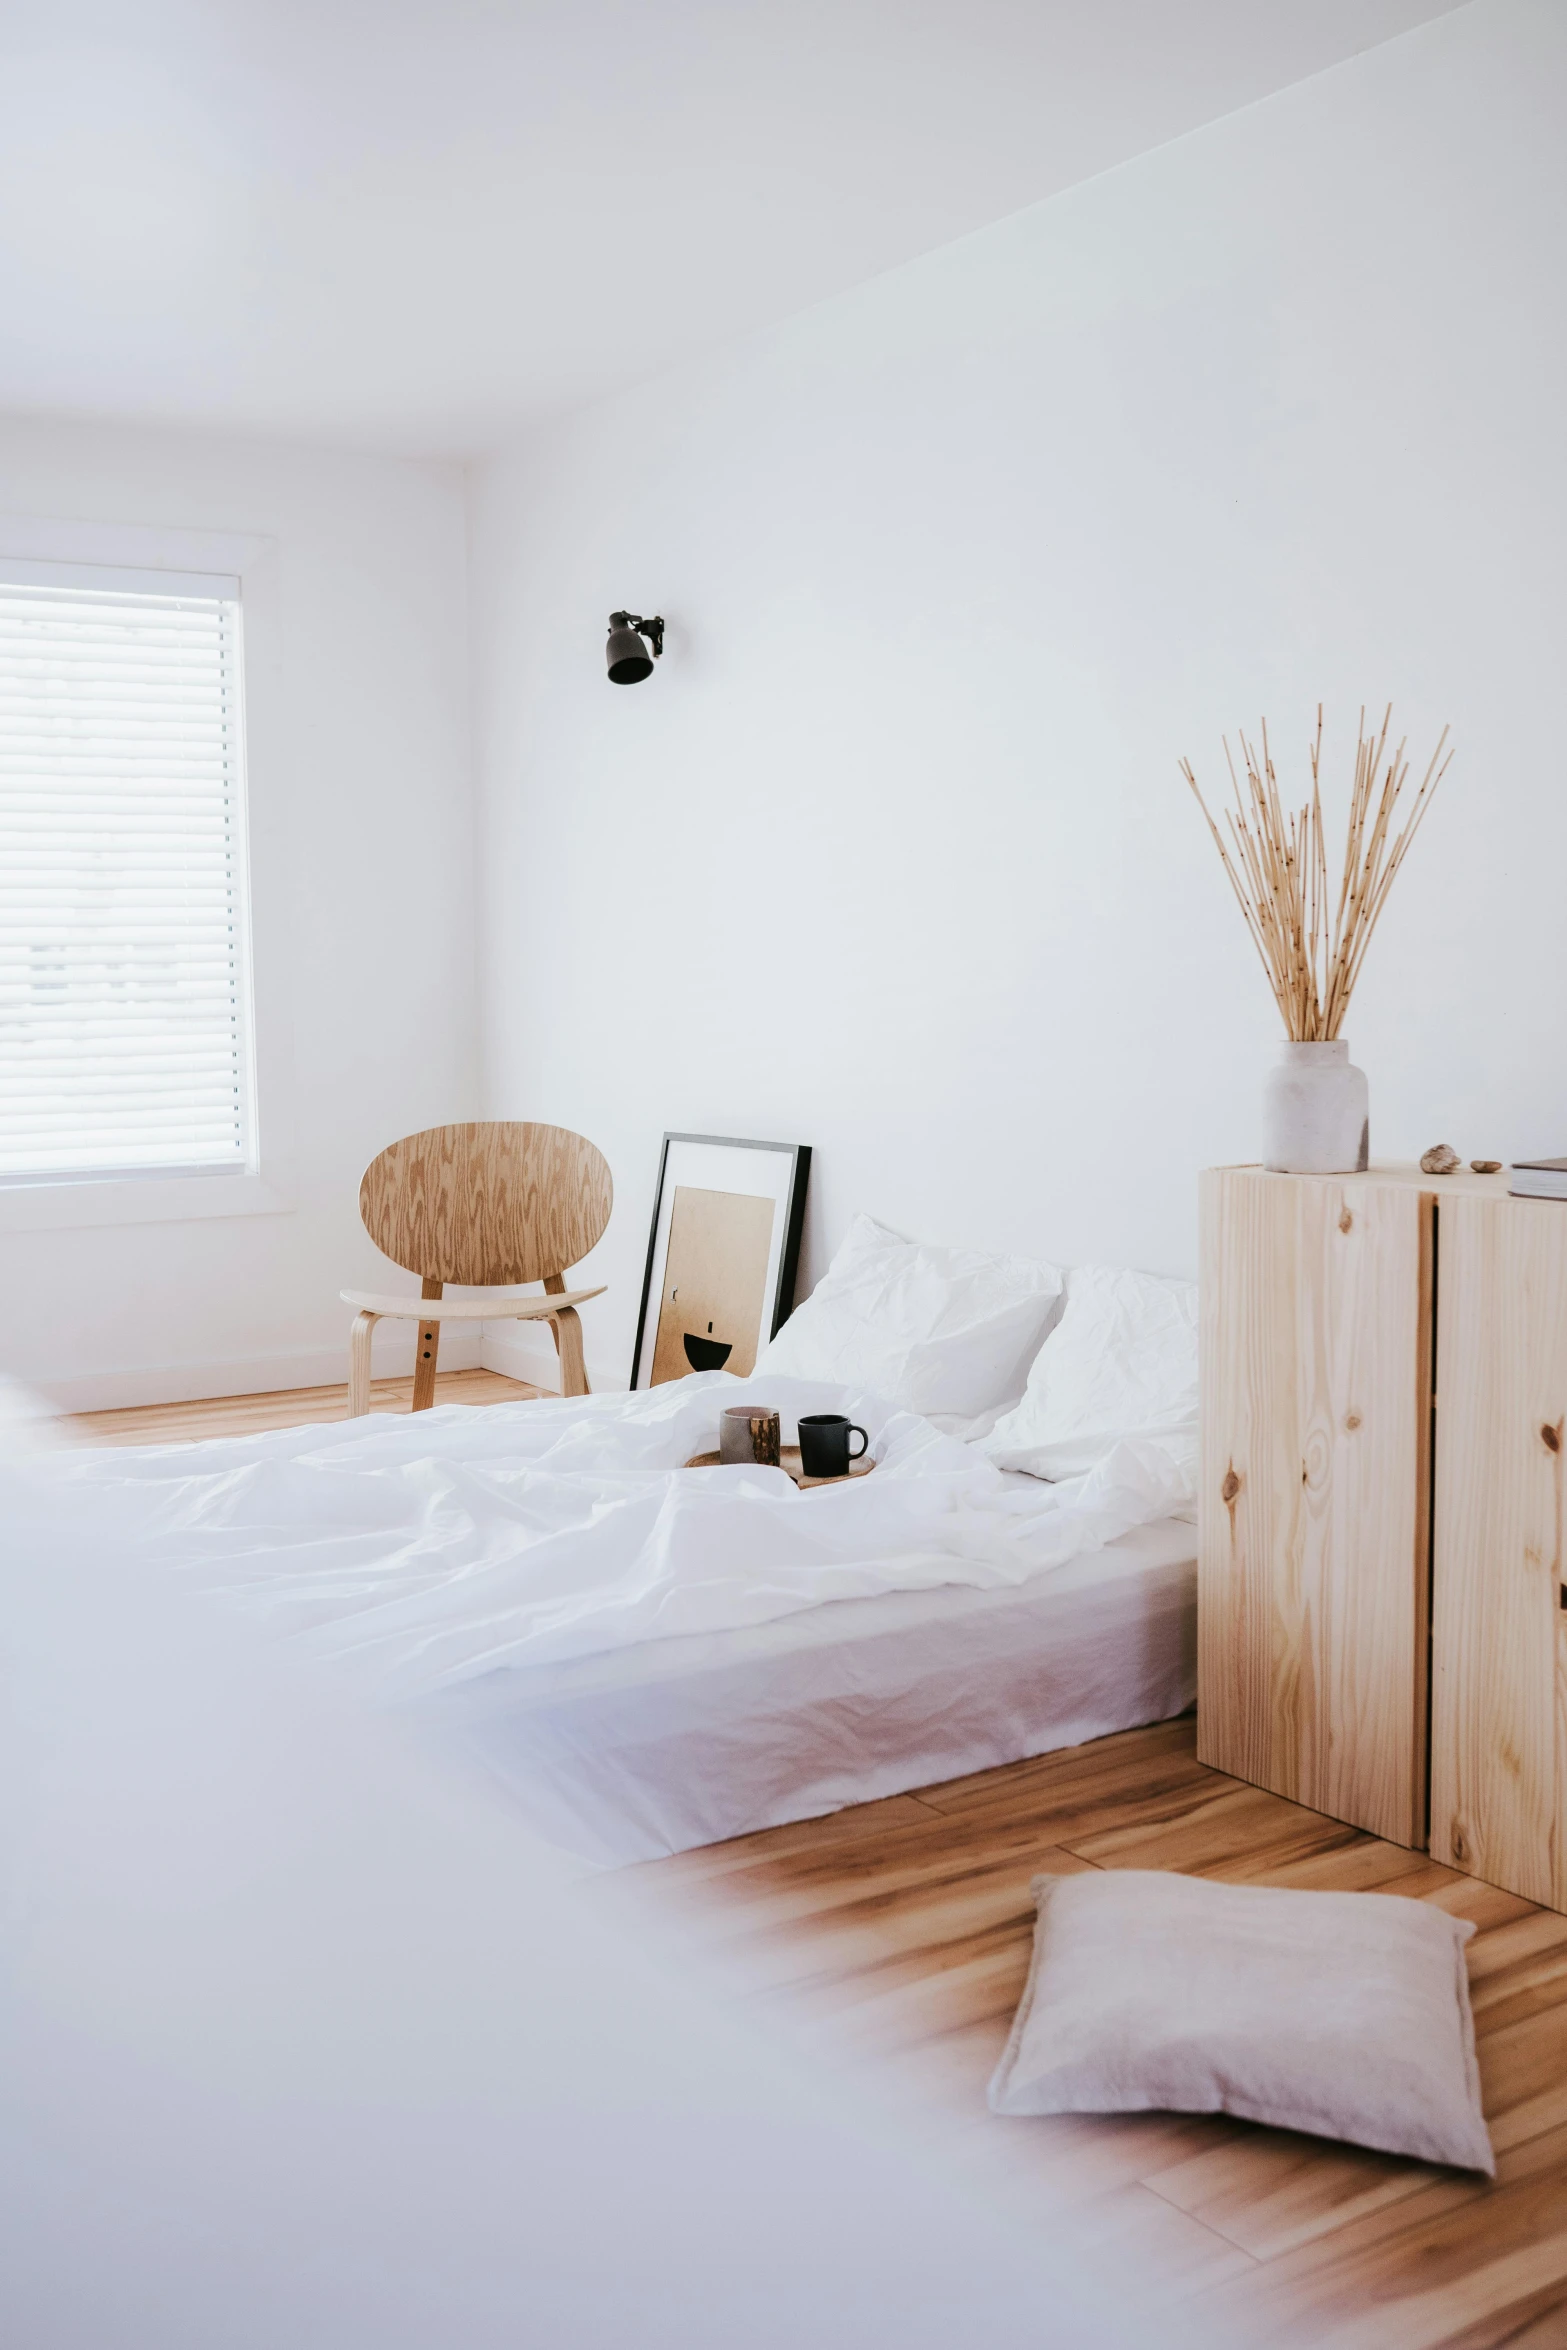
[989,1870,1493,2174]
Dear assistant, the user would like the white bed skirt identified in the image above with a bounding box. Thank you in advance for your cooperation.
[421,1519,1197,1866]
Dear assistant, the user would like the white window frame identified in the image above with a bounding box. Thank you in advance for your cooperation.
[0,516,293,1233]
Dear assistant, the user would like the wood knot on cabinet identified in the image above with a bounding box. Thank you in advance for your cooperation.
[1339,1207,1354,1234]
[1543,1421,1563,1455]
[1221,1465,1241,1509]
[1345,1411,1362,1431]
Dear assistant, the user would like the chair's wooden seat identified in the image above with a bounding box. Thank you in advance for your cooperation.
[341,1287,606,1323]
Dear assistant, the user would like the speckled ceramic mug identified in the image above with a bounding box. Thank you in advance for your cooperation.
[719,1405,781,1467]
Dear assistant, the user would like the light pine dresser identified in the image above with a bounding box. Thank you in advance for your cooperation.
[1198,1161,1567,1911]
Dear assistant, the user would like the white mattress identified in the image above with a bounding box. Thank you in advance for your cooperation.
[421,1515,1197,1866]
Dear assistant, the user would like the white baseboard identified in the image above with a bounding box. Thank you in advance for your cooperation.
[480,1322,625,1395]
[33,1324,484,1416]
[34,1314,628,1418]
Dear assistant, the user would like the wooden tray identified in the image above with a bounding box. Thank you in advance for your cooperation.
[684,1444,875,1491]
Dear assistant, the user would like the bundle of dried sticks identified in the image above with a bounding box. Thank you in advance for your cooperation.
[1181,706,1452,1042]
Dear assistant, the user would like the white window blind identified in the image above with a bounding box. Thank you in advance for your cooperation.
[0,563,255,1180]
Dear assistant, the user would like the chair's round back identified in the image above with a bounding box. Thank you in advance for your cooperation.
[359,1122,613,1286]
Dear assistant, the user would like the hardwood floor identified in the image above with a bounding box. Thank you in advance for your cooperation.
[66,1365,545,1446]
[617,1719,1567,2347]
[56,1378,1567,2344]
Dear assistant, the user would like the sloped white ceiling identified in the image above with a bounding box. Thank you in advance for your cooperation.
[0,0,1463,454]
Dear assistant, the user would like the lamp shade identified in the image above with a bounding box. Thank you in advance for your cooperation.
[606,620,654,684]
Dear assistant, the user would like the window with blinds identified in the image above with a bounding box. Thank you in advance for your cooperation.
[0,561,255,1181]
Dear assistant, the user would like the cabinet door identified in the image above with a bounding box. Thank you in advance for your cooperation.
[1198,1169,1433,1846]
[1431,1194,1567,1907]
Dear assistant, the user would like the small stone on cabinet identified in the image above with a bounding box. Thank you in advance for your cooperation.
[1420,1144,1462,1175]
[1470,1160,1502,1174]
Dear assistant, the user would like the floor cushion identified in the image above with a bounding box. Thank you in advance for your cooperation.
[989,1868,1493,2174]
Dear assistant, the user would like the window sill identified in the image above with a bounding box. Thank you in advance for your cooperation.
[0,1170,293,1233]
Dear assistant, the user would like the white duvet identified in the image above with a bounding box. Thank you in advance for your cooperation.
[32,1373,1192,1697]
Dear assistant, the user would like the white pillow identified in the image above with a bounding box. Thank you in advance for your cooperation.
[982,1261,1197,1480]
[753,1214,1065,1427]
[990,1870,1493,2175]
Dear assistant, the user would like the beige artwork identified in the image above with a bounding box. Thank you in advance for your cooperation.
[650,1185,777,1385]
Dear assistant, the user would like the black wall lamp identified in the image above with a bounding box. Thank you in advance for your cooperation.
[606,610,664,684]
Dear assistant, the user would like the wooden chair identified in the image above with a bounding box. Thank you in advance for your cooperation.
[341,1121,612,1416]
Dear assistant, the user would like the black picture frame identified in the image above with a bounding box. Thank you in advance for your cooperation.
[630,1132,811,1390]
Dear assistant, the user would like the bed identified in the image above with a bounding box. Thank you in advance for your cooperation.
[35,1220,1201,1867]
[39,1383,1197,1870]
[421,1510,1195,1864]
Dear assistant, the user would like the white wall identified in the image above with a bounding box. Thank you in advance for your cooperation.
[468,0,1567,1392]
[0,417,479,1407]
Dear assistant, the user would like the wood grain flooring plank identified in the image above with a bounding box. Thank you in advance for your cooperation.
[66,1367,543,1446]
[746,1915,1040,2056]
[638,1825,1101,1954]
[624,1791,949,1889]
[1467,1921,1567,2038]
[1460,2292,1567,2347]
[895,1751,1233,1852]
[1475,2002,1567,2158]
[1270,2230,1567,2350]
[1219,2229,1567,2350]
[1419,1879,1543,1935]
[1190,1833,1443,1894]
[1467,1907,1567,1992]
[1198,2123,1567,2347]
[1065,1780,1365,1875]
[655,1848,1090,1991]
[1143,2126,1443,2262]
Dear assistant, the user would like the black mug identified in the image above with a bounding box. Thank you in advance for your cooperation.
[797,1413,869,1480]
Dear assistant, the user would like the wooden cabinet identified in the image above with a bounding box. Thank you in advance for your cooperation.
[1200,1162,1567,1901]
[1198,1165,1436,1847]
[1430,1192,1567,1907]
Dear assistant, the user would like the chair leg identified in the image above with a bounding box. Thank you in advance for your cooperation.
[552,1306,590,1397]
[542,1270,590,1397]
[348,1312,379,1417]
[411,1278,443,1411]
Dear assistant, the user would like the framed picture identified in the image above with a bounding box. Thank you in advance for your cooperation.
[631,1133,811,1390]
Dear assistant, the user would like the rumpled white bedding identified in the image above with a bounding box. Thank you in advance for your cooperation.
[34,1372,1193,1697]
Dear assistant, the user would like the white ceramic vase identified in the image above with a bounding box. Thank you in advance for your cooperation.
[1262,1040,1369,1174]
